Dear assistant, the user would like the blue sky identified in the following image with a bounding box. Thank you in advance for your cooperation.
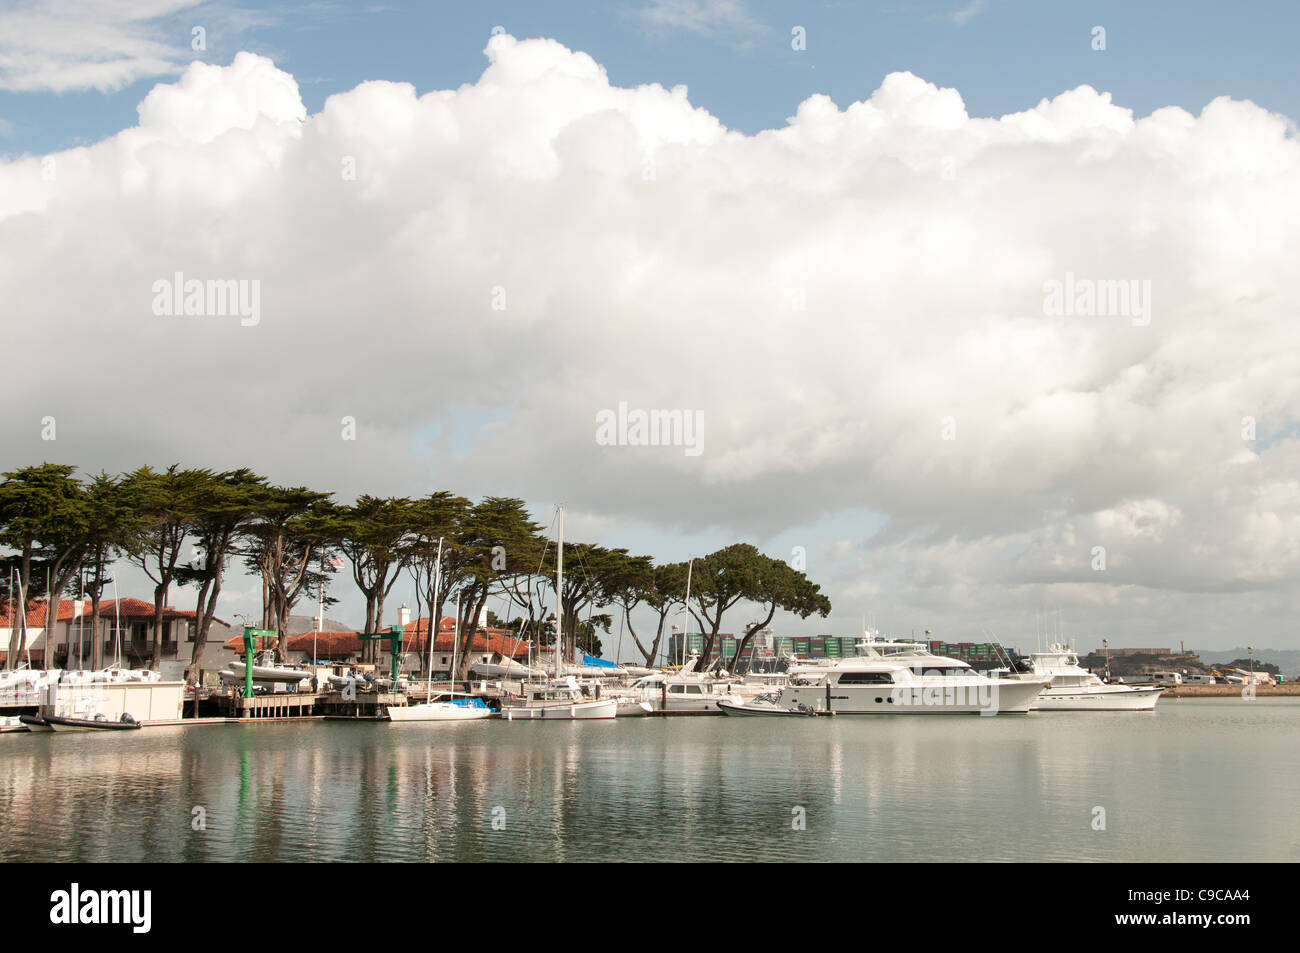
[4,1,1297,155]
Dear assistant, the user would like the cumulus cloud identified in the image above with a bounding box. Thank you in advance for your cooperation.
[2,35,1298,646]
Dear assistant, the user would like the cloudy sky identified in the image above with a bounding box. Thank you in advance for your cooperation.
[2,1,1298,656]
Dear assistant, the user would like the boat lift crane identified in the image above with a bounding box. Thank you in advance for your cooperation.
[357,625,405,684]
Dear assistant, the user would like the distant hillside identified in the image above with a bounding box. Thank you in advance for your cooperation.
[1198,648,1300,675]
[285,613,355,635]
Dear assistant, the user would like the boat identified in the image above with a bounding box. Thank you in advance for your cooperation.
[389,691,494,721]
[16,714,51,732]
[500,676,617,720]
[630,655,744,713]
[387,544,494,721]
[763,636,1048,714]
[469,655,546,679]
[499,506,618,722]
[60,667,159,685]
[43,712,142,732]
[717,692,825,716]
[1011,644,1163,711]
[219,654,313,686]
[614,695,655,717]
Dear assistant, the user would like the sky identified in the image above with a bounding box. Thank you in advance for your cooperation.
[1,1,1298,658]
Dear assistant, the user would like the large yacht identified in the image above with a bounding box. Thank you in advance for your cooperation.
[719,636,1047,715]
[1012,644,1163,711]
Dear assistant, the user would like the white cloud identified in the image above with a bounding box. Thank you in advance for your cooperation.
[2,36,1299,648]
[634,0,768,39]
[943,1,988,26]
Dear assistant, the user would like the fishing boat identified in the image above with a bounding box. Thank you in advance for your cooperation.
[1011,644,1163,711]
[499,506,618,721]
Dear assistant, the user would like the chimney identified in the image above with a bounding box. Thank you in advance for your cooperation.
[398,604,411,627]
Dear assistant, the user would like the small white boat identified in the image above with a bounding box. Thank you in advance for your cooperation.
[717,692,824,716]
[388,692,493,722]
[220,656,313,686]
[614,696,655,717]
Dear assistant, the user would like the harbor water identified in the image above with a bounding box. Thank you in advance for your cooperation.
[2,698,1297,862]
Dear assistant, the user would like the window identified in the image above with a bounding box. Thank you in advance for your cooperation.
[838,671,894,685]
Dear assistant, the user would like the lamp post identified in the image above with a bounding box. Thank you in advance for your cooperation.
[1103,638,1110,682]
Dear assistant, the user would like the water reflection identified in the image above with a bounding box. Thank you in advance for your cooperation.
[1,702,1297,862]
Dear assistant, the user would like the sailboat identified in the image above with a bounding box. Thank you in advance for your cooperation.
[500,506,617,721]
[387,538,493,722]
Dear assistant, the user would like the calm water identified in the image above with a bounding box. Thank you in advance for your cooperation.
[2,699,1297,862]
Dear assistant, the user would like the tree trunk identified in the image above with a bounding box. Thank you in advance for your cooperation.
[728,604,777,675]
[9,546,33,668]
[151,581,168,671]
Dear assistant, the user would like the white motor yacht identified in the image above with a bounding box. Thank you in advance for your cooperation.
[734,637,1047,715]
[1012,644,1162,711]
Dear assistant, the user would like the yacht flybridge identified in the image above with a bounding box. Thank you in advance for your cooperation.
[1011,644,1163,711]
[718,635,1048,715]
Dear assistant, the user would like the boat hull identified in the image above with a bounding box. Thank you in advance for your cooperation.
[221,662,312,685]
[44,716,141,732]
[500,699,617,720]
[387,703,493,722]
[17,714,53,732]
[780,678,1046,714]
[1031,686,1162,711]
[716,698,818,716]
[614,699,655,717]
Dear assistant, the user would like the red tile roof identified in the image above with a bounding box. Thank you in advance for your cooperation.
[222,617,531,659]
[1,597,225,629]
[0,598,83,627]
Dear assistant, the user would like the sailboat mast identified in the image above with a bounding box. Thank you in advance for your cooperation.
[451,589,461,691]
[681,559,693,666]
[426,537,443,695]
[555,505,564,680]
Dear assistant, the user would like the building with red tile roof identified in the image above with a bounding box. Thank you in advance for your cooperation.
[1,597,233,670]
